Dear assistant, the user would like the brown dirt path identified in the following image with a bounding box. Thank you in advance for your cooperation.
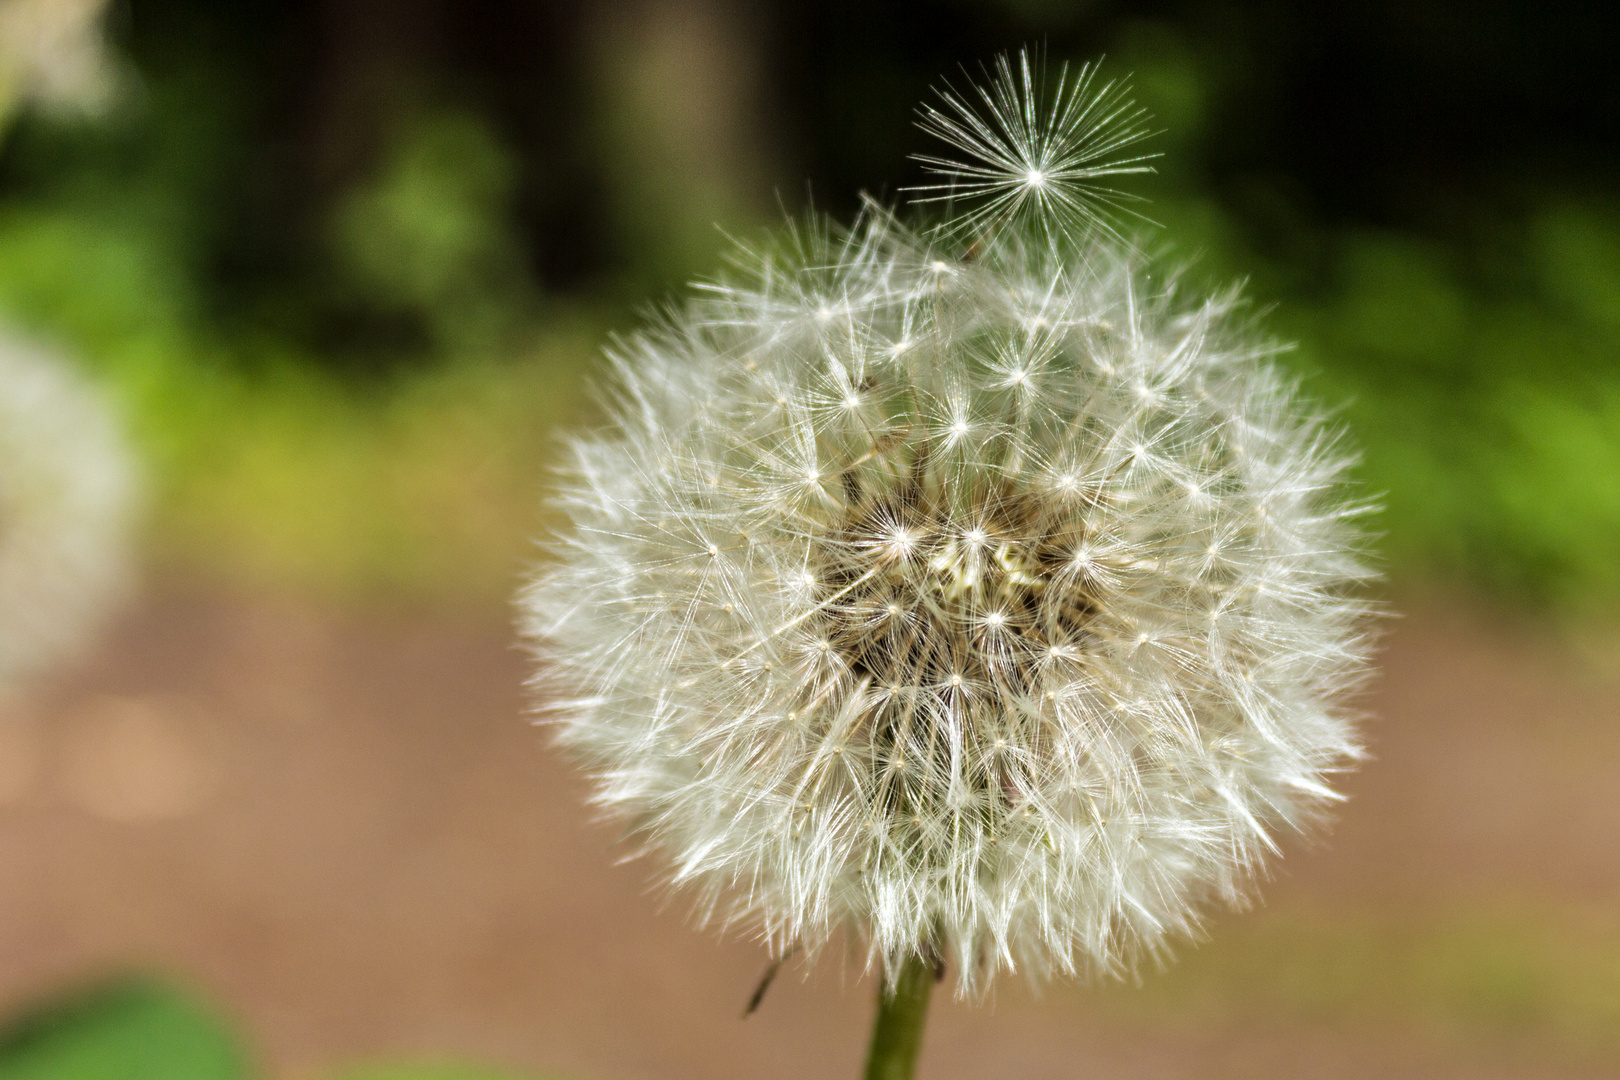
[0,586,1617,1079]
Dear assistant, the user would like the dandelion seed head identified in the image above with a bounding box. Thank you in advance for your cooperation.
[0,329,137,687]
[520,50,1375,996]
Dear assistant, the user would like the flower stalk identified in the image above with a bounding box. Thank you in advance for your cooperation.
[863,953,935,1080]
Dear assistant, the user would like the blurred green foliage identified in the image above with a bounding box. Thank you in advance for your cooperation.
[1118,27,1620,616]
[1307,207,1620,609]
[0,190,595,601]
[0,979,245,1080]
[329,108,535,357]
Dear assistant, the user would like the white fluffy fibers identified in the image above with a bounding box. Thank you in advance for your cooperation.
[0,328,135,686]
[520,55,1375,996]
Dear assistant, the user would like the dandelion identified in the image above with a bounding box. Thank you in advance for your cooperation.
[0,328,136,687]
[519,48,1375,1079]
[0,0,120,125]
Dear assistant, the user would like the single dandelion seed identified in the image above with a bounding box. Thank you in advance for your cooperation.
[908,50,1160,248]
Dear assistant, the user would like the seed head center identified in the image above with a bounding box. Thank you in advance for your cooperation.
[812,488,1102,711]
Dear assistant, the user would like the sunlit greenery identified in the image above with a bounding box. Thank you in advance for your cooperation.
[0,980,244,1080]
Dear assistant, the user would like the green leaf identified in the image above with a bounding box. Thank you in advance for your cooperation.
[0,978,248,1080]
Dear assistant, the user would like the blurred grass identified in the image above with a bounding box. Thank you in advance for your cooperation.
[1096,903,1620,1056]
[6,907,1619,1075]
[150,349,595,602]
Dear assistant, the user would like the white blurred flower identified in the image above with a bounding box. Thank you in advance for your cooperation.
[520,52,1375,995]
[0,328,136,686]
[0,0,119,120]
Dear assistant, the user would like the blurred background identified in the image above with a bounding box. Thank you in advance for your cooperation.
[0,0,1617,1077]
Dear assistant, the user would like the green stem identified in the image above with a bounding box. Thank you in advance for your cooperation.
[862,952,935,1080]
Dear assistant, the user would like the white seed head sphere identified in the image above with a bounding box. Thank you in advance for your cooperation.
[520,56,1375,995]
[0,328,136,686]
